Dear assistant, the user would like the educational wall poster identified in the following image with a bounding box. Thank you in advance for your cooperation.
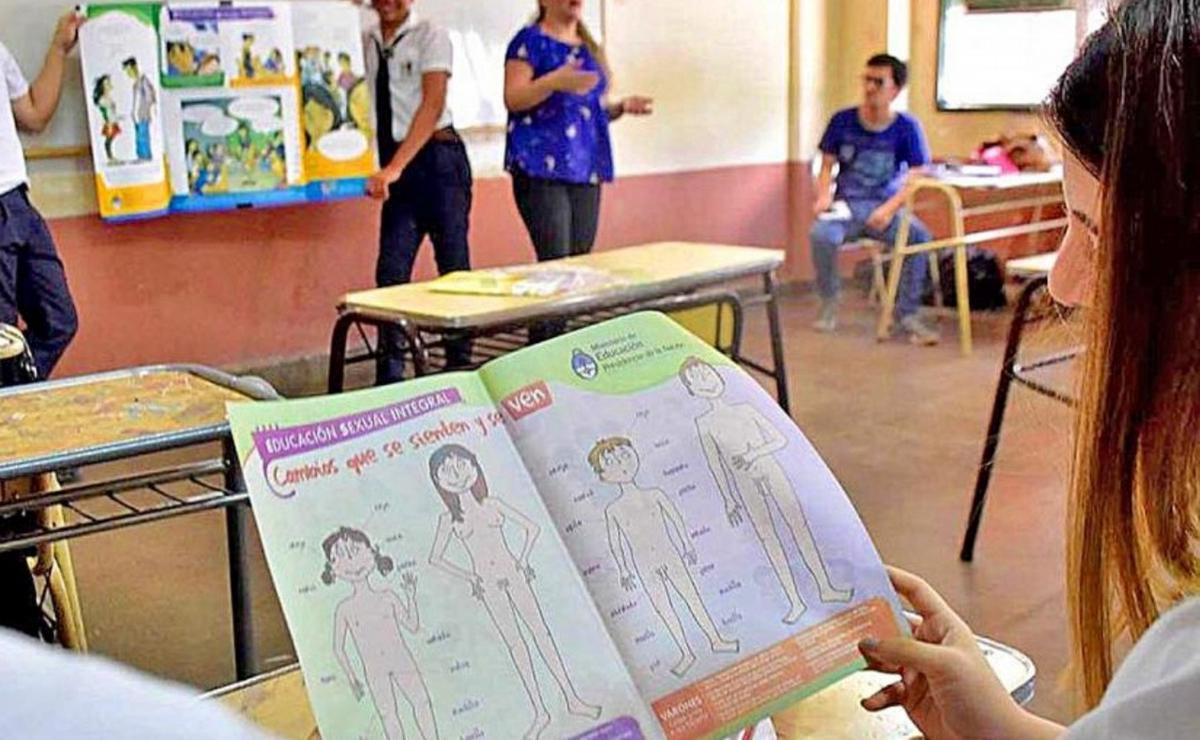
[79,1,374,222]
[161,4,224,87]
[80,4,172,220]
[292,0,376,191]
[227,313,907,740]
[160,86,304,209]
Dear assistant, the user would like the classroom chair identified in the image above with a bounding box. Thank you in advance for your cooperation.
[31,474,88,650]
[811,158,894,306]
[876,179,972,352]
[0,324,88,650]
[811,158,944,312]
[960,269,1080,561]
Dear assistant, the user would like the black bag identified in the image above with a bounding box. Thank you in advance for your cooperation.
[922,248,1007,311]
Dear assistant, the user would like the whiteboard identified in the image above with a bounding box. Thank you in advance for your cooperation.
[6,1,95,153]
[417,0,603,130]
[7,0,604,154]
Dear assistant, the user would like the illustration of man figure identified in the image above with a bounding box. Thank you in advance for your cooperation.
[680,357,853,624]
[322,527,438,740]
[240,33,258,79]
[122,57,155,161]
[589,437,739,678]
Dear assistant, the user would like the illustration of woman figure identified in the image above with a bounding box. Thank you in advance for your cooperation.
[680,357,853,624]
[427,445,600,739]
[322,526,438,740]
[91,75,120,163]
[302,82,342,149]
[346,79,373,135]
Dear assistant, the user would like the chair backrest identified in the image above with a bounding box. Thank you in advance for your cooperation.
[641,292,744,356]
[0,323,37,386]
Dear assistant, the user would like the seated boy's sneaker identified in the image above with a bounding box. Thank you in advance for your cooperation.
[811,301,838,333]
[900,315,939,346]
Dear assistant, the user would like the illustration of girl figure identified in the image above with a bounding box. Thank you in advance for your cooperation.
[427,444,601,739]
[680,357,853,624]
[91,75,120,163]
[322,527,438,740]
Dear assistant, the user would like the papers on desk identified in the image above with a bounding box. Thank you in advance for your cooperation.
[428,264,633,298]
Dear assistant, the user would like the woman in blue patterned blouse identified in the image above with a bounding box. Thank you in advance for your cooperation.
[504,0,652,275]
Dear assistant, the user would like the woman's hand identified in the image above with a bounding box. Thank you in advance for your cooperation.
[858,567,1062,740]
[547,58,600,95]
[619,96,654,116]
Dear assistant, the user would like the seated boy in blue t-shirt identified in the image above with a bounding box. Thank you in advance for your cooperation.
[811,53,938,345]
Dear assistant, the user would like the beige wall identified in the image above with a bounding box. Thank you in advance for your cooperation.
[604,0,792,176]
[822,0,888,135]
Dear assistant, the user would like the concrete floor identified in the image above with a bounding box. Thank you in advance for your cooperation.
[64,287,1081,726]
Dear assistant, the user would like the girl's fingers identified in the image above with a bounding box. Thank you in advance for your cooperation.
[861,681,906,712]
[886,566,955,620]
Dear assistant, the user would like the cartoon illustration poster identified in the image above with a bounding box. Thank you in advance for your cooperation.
[79,0,371,221]
[79,3,171,220]
[218,2,296,86]
[293,0,377,185]
[228,314,908,740]
[160,4,224,87]
[161,87,303,204]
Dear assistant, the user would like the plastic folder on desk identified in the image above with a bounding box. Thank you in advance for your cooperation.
[428,264,633,297]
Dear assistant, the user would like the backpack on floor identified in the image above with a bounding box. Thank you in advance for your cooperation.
[923,248,1008,311]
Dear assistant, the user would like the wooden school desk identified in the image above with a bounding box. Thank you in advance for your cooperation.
[209,631,1034,739]
[0,365,278,679]
[878,170,1067,355]
[328,242,792,412]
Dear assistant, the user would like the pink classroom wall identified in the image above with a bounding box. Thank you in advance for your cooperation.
[48,162,813,375]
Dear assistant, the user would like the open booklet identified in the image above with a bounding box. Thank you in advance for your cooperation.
[226,313,906,740]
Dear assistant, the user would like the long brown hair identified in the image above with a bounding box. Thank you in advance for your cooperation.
[1046,0,1200,709]
[534,1,611,80]
[429,444,489,523]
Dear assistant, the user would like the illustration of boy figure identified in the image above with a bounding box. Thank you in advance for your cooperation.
[299,45,323,86]
[322,526,439,740]
[679,357,853,624]
[589,437,739,678]
[121,57,155,161]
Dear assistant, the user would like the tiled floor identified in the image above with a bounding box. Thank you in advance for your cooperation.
[64,288,1082,727]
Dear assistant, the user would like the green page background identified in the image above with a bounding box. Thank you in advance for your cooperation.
[227,373,655,740]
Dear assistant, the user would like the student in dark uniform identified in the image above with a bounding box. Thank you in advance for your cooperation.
[0,10,83,640]
[364,0,472,384]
